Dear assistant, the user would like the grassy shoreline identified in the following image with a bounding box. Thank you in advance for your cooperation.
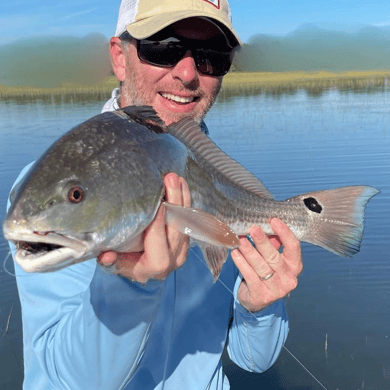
[1,70,389,101]
[223,69,390,84]
[0,76,119,101]
[219,69,390,98]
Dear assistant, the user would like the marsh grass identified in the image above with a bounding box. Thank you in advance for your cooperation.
[0,77,118,103]
[219,70,390,99]
[1,70,389,102]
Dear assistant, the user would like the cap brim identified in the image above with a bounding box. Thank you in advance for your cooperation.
[125,11,241,47]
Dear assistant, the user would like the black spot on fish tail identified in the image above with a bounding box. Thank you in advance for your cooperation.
[304,197,323,214]
[119,106,166,133]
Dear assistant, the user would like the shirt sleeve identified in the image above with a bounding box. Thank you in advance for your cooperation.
[227,273,289,373]
[8,164,165,390]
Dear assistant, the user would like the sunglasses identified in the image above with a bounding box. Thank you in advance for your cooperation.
[134,35,234,77]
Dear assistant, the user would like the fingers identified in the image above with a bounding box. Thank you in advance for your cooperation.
[249,226,281,266]
[267,235,282,250]
[165,173,183,205]
[270,218,303,275]
[231,225,283,286]
[233,233,275,281]
[248,220,302,284]
[138,173,189,279]
[164,173,191,208]
[130,174,184,280]
[98,173,191,283]
[164,173,190,267]
[98,251,118,266]
[232,219,303,312]
[144,204,170,258]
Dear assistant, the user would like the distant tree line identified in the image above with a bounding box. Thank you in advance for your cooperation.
[232,25,390,72]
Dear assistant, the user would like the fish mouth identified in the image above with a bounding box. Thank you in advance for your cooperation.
[7,231,89,273]
[17,240,63,255]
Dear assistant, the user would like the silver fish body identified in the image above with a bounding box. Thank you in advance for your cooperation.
[3,106,379,280]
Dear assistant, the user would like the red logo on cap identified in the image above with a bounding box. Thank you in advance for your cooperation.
[202,0,220,9]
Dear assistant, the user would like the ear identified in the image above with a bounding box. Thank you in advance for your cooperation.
[109,37,127,82]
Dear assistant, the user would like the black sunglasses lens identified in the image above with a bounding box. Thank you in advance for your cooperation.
[194,50,232,76]
[138,40,232,76]
[138,41,187,67]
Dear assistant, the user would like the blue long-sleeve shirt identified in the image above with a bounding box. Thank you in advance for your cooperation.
[8,97,289,389]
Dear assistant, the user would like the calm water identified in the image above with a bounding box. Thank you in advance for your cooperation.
[0,87,389,390]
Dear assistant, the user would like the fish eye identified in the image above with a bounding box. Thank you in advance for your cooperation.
[68,186,85,203]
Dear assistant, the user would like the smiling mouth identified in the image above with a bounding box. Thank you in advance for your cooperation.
[160,92,198,104]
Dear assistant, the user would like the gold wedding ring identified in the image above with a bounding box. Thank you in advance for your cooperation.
[262,272,275,281]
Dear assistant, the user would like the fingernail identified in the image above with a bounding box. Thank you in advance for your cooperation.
[250,226,264,240]
[270,218,284,230]
[167,174,179,188]
[239,236,249,246]
[98,252,117,266]
[231,248,240,258]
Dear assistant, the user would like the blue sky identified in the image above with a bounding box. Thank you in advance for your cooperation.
[2,0,390,46]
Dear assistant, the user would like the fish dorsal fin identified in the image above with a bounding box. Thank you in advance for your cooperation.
[116,105,166,133]
[167,117,274,199]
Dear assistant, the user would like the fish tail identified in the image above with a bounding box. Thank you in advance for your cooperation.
[294,186,380,257]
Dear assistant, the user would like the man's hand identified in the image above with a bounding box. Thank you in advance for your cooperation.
[231,219,303,312]
[98,173,191,283]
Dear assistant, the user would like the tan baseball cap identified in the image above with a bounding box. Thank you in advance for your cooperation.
[115,0,241,47]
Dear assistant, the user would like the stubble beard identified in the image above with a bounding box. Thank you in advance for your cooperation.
[121,62,221,125]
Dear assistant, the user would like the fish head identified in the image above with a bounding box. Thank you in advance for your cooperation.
[3,115,164,272]
[4,163,161,272]
[3,174,94,272]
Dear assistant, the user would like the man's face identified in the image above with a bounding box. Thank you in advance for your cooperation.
[113,18,231,125]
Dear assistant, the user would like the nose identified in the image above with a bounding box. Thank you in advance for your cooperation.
[171,50,199,85]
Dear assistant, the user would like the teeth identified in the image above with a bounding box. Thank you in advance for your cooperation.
[161,93,194,103]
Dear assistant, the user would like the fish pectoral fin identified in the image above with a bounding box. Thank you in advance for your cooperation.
[163,202,239,248]
[199,244,229,282]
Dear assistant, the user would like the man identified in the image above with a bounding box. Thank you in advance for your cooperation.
[10,0,303,389]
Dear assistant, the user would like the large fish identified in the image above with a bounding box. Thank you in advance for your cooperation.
[3,106,379,281]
